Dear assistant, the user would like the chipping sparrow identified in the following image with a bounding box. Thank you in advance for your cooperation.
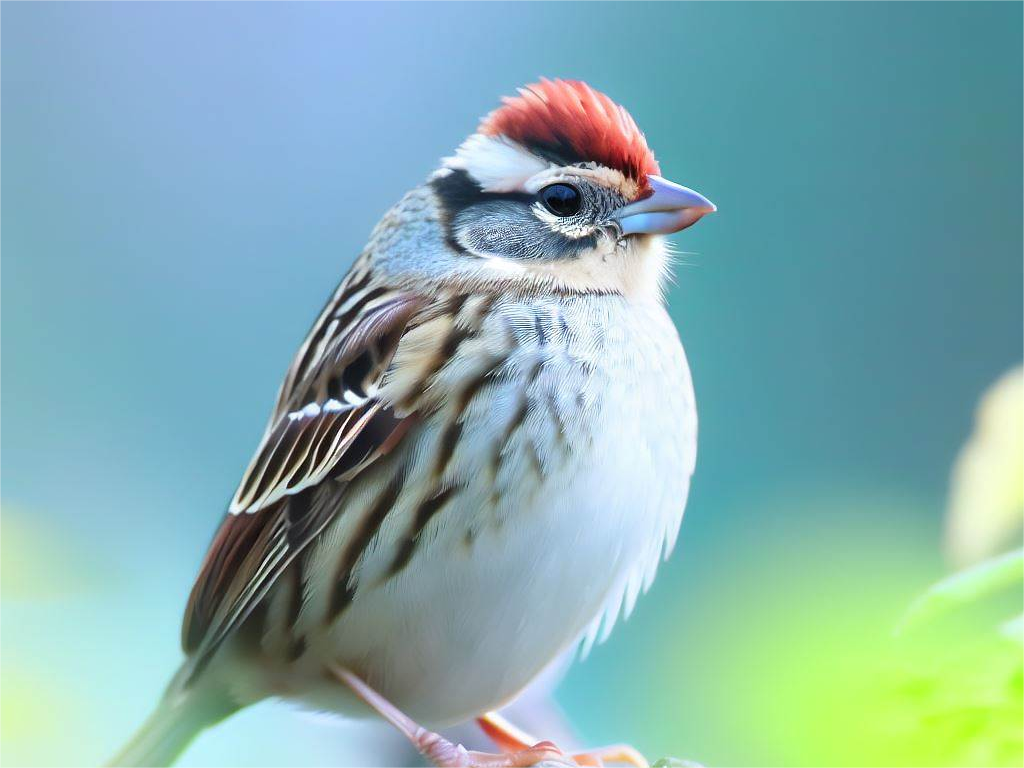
[110,79,714,768]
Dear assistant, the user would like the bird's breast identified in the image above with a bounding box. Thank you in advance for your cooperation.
[270,291,697,724]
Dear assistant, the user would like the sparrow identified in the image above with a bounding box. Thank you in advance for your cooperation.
[109,78,714,768]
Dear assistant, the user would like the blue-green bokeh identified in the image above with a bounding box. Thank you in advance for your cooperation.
[2,2,1021,766]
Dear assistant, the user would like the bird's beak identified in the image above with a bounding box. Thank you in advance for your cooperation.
[613,175,716,235]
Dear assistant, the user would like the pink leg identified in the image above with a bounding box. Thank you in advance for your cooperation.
[328,665,575,767]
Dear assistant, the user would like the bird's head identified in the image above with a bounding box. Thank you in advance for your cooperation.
[424,78,715,298]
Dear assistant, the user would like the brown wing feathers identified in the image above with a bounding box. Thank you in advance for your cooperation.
[180,270,424,671]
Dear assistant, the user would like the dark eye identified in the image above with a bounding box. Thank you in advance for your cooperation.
[539,184,582,217]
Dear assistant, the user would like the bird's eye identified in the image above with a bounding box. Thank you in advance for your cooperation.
[539,184,582,217]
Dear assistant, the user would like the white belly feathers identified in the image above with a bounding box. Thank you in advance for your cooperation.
[258,292,696,725]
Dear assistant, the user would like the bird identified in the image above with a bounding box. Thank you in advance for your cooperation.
[109,78,715,768]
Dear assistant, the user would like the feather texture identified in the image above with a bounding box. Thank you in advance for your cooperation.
[181,263,426,672]
[480,79,660,187]
[113,79,703,768]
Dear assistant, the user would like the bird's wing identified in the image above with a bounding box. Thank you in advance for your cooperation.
[180,261,432,674]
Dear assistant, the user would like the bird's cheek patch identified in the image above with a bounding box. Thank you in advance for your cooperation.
[453,201,596,261]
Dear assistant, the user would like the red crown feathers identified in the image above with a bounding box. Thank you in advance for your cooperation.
[480,79,660,188]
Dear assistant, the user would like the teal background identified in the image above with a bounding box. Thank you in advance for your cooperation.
[2,2,1021,766]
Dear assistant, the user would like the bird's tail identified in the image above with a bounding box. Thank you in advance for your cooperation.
[106,665,237,767]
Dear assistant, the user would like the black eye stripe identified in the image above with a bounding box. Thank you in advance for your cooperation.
[431,169,534,252]
[539,184,582,217]
[432,169,534,212]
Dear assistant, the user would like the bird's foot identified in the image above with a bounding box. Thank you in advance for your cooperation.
[329,665,574,767]
[571,745,650,767]
[478,712,649,767]
[414,731,574,767]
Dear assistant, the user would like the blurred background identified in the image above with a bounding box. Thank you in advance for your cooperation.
[2,2,1021,766]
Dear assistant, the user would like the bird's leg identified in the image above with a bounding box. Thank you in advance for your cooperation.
[477,712,650,768]
[329,665,574,767]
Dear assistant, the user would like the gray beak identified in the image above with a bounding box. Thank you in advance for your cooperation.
[613,175,716,235]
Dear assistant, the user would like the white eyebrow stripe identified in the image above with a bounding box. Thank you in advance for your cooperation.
[443,133,550,192]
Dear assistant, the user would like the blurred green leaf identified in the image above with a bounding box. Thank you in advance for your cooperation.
[876,623,1023,767]
[897,549,1024,636]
